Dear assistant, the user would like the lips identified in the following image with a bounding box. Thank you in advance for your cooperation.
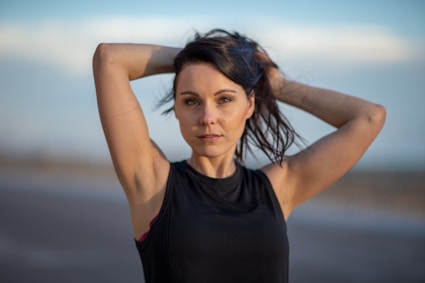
[197,134,222,143]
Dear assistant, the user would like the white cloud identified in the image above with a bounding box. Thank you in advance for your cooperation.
[0,17,417,74]
[253,24,414,64]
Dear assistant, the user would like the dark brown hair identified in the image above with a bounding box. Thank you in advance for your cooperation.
[159,29,302,164]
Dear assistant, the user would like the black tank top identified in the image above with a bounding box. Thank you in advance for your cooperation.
[135,161,289,283]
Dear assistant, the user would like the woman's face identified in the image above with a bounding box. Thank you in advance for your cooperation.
[174,63,255,160]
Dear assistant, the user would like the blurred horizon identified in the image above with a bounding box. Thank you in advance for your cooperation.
[1,0,424,171]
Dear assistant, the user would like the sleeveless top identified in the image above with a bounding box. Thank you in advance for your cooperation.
[135,161,289,283]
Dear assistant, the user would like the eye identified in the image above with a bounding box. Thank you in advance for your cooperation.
[184,98,200,106]
[218,96,233,104]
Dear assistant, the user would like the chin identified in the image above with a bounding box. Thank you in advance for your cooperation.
[192,145,229,159]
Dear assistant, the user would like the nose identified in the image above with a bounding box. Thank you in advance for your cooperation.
[199,103,217,126]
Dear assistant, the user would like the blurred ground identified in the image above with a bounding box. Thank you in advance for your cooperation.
[0,159,424,282]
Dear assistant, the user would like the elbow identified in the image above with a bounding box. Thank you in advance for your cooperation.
[371,103,386,127]
[367,103,387,134]
[92,43,114,72]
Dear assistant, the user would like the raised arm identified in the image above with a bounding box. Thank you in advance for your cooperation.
[92,43,179,211]
[262,65,386,219]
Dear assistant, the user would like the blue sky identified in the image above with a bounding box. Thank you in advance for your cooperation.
[0,0,424,169]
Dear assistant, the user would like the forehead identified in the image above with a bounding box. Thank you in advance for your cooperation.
[178,62,223,82]
[176,63,242,93]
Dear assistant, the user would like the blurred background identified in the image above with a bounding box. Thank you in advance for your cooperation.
[0,0,424,282]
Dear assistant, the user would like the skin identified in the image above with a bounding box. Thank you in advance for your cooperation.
[93,43,386,240]
[174,63,255,178]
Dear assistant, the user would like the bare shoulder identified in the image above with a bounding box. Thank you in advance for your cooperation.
[130,140,170,203]
[260,161,295,219]
[127,141,171,239]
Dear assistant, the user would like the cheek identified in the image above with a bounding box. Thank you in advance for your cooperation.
[175,108,194,136]
[224,111,248,135]
[174,104,187,123]
[176,103,192,117]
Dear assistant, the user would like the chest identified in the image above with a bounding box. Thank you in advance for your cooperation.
[168,184,289,261]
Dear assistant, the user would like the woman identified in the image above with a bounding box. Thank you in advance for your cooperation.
[93,29,386,282]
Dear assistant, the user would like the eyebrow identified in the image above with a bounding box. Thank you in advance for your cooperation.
[178,89,237,96]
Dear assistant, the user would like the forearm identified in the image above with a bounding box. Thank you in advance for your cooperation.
[276,79,385,129]
[93,43,181,80]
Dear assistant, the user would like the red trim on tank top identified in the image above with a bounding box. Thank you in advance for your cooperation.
[137,214,159,242]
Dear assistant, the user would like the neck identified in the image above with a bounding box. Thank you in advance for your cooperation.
[187,155,236,178]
